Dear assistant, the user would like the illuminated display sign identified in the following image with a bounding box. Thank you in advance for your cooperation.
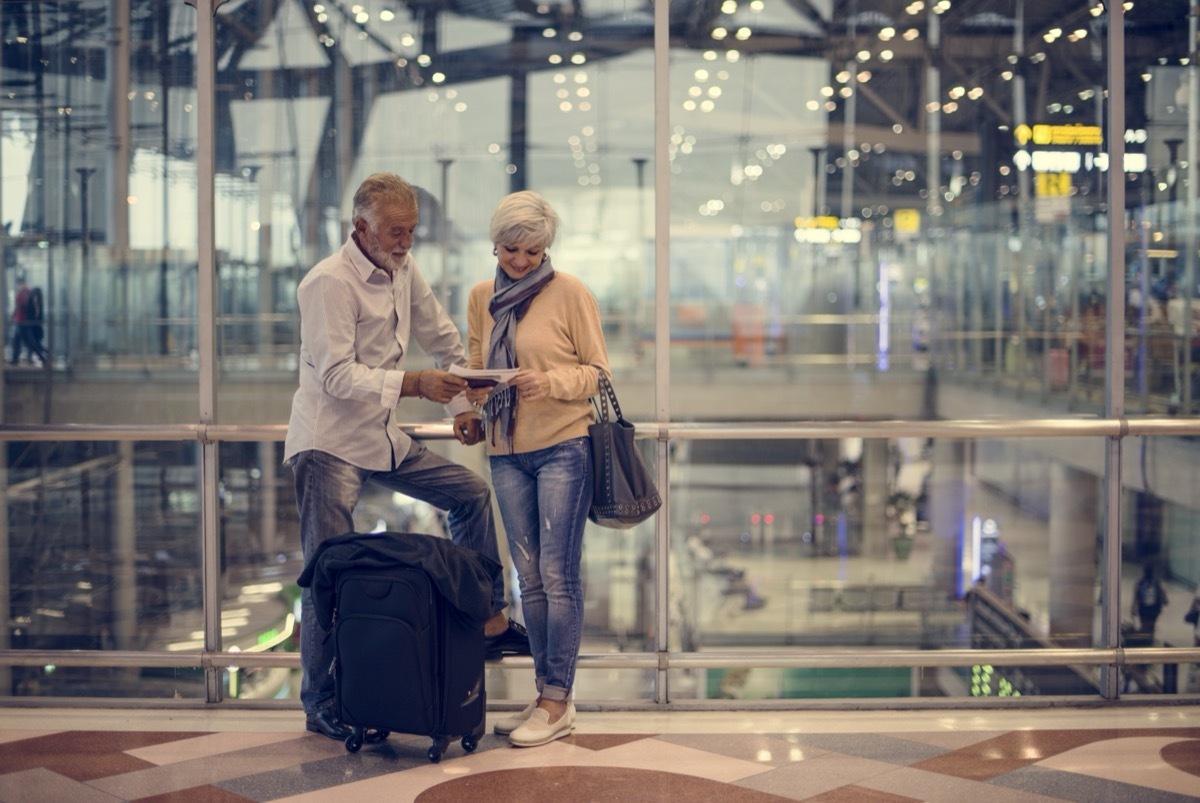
[1013,124,1104,146]
[893,208,920,235]
[793,216,862,244]
[1011,127,1148,174]
[1035,171,1072,198]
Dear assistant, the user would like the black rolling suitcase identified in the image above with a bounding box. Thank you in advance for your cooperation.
[332,565,487,761]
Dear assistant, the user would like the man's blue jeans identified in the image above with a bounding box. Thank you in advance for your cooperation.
[490,437,591,703]
[291,442,503,715]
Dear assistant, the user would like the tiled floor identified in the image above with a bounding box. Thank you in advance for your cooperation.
[1,705,1198,801]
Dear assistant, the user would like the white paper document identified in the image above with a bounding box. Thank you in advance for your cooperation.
[448,364,519,387]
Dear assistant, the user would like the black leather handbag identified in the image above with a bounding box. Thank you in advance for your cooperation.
[588,374,662,529]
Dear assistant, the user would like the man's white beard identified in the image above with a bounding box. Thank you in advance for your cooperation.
[363,231,404,273]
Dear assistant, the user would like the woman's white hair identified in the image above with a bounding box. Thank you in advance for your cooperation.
[489,190,559,249]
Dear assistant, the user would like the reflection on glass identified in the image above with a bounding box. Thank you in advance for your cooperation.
[667,436,1117,700]
[5,440,205,697]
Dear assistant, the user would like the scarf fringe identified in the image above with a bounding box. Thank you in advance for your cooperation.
[485,384,518,448]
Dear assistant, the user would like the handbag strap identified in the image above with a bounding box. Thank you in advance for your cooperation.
[592,373,625,424]
[601,374,623,420]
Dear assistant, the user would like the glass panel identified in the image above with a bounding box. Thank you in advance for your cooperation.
[1,1,199,421]
[217,441,296,701]
[211,1,658,421]
[669,436,1109,699]
[3,439,204,698]
[1120,435,1200,695]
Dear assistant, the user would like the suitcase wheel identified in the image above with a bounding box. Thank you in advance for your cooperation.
[462,735,478,753]
[343,728,387,753]
[428,736,450,763]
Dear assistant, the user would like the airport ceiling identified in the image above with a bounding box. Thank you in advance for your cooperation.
[0,0,1192,223]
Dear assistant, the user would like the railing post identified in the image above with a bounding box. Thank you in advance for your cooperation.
[184,0,228,704]
[1100,0,1128,700]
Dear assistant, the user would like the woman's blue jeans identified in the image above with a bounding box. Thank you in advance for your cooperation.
[490,437,592,703]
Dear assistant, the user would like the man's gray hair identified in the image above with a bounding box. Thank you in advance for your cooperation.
[489,190,559,248]
[352,172,419,225]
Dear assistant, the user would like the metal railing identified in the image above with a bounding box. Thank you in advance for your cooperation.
[3,416,1200,707]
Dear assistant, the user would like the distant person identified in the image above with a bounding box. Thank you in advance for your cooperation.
[9,276,29,363]
[465,190,611,747]
[26,285,46,363]
[10,276,46,365]
[284,172,529,742]
[1188,586,1200,647]
[1132,563,1168,640]
[1189,587,1200,693]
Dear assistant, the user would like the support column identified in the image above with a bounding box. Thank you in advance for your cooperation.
[1048,462,1098,647]
[258,441,277,559]
[861,438,889,559]
[114,441,136,650]
[928,439,966,598]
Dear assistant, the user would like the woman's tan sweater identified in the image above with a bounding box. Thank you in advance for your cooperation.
[467,271,611,455]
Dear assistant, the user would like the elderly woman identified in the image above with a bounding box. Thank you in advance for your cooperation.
[466,190,611,747]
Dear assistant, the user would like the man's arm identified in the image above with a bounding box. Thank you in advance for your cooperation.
[403,259,476,417]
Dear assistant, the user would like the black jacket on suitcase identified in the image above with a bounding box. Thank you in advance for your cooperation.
[298,532,501,758]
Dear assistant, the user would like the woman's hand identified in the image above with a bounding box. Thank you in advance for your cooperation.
[510,369,550,402]
[465,387,491,407]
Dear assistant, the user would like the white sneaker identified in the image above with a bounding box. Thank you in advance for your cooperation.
[493,699,538,736]
[508,703,576,747]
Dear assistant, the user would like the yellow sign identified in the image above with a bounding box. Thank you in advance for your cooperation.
[1014,124,1103,147]
[1035,171,1071,197]
[893,208,920,235]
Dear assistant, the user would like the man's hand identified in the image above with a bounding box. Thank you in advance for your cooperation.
[403,370,468,404]
[453,412,484,445]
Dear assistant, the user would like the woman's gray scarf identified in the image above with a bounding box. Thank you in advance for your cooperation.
[484,256,556,449]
